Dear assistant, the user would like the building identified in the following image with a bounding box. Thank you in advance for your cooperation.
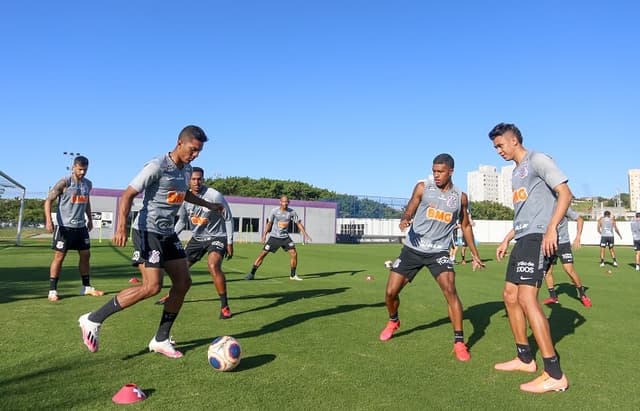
[88,188,338,244]
[467,164,513,209]
[629,169,640,212]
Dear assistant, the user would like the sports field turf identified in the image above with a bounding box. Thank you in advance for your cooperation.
[1,240,638,410]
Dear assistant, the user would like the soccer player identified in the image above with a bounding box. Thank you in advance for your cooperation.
[378,153,484,362]
[542,207,592,307]
[157,167,235,320]
[631,212,640,271]
[78,125,221,358]
[597,210,622,267]
[44,155,103,301]
[492,122,570,393]
[245,195,312,281]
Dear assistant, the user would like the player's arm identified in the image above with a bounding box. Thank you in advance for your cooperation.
[399,182,424,231]
[174,203,188,235]
[296,221,312,242]
[44,179,66,233]
[459,193,484,270]
[573,216,584,249]
[613,219,622,238]
[185,190,222,212]
[262,220,273,243]
[113,186,139,247]
[497,228,515,261]
[85,195,93,231]
[543,182,572,257]
[597,218,602,234]
[219,195,235,259]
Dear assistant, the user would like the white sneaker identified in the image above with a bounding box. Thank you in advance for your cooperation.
[148,337,183,358]
[48,290,59,301]
[636,265,640,271]
[289,275,303,281]
[80,286,104,296]
[78,313,101,352]
[599,262,605,267]
[613,261,618,267]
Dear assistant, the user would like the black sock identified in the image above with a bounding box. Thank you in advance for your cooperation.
[219,293,228,308]
[81,276,91,287]
[389,314,399,322]
[49,277,59,291]
[251,265,258,275]
[156,311,178,342]
[543,355,563,379]
[516,344,534,363]
[454,330,464,343]
[290,268,297,277]
[577,286,586,297]
[547,288,557,298]
[89,297,122,323]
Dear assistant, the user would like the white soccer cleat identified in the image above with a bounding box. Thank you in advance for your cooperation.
[48,290,59,302]
[81,286,104,297]
[289,275,303,281]
[148,337,184,358]
[78,313,101,353]
[384,260,393,269]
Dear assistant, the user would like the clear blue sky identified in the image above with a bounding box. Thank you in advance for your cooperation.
[1,1,638,199]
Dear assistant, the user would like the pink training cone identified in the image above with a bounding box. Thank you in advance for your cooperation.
[112,383,147,404]
[128,277,140,284]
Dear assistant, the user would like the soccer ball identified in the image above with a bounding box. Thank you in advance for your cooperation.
[208,336,242,371]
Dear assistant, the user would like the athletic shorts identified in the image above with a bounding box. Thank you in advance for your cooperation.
[263,236,295,253]
[389,246,453,281]
[184,237,228,264]
[634,240,640,252]
[131,229,186,268]
[505,233,549,288]
[548,242,574,265]
[51,226,90,252]
[600,236,615,248]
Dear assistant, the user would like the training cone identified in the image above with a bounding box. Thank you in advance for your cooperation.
[128,277,140,284]
[112,383,146,404]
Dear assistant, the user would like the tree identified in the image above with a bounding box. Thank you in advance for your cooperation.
[469,201,514,220]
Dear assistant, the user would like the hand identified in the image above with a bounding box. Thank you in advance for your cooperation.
[471,255,485,272]
[496,241,509,261]
[112,229,128,247]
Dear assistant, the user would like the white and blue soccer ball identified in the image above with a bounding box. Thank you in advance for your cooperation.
[208,336,242,371]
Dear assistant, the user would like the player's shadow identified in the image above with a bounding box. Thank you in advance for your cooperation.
[547,302,586,345]
[234,354,276,371]
[526,302,586,358]
[303,269,366,278]
[392,301,505,349]
[190,287,352,317]
[155,301,386,359]
[555,282,590,304]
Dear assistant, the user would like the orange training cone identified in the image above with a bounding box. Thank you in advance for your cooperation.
[112,383,146,404]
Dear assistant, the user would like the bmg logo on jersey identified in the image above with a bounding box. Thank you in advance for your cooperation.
[426,207,453,223]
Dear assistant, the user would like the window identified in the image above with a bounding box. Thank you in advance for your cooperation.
[239,217,259,233]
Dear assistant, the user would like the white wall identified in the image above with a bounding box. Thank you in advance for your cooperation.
[337,218,636,246]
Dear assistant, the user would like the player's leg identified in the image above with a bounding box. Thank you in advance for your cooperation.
[380,271,408,341]
[246,242,273,279]
[610,244,618,266]
[287,247,302,280]
[48,249,66,301]
[562,263,591,307]
[518,284,568,393]
[434,268,470,361]
[599,240,606,266]
[208,251,231,318]
[542,261,558,305]
[78,248,103,296]
[148,258,190,358]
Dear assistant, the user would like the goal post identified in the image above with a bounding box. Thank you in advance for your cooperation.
[0,171,26,245]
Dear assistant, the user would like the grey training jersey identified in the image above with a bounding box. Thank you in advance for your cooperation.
[600,217,614,237]
[267,207,299,239]
[404,180,462,254]
[129,153,192,235]
[512,151,568,240]
[557,207,580,244]
[631,219,640,241]
[175,186,234,243]
[56,176,92,228]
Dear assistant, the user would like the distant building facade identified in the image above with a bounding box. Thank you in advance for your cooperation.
[629,169,640,212]
[467,164,513,209]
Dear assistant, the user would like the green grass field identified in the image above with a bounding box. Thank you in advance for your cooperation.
[1,240,638,410]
